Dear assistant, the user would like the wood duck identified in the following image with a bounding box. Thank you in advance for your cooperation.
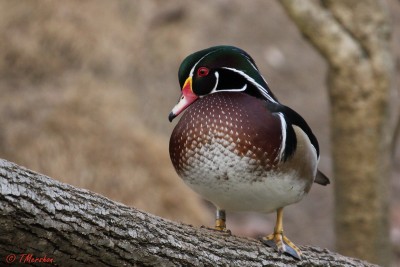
[168,45,329,259]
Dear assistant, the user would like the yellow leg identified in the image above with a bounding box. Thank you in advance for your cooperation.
[215,209,227,231]
[261,208,302,259]
[200,209,230,234]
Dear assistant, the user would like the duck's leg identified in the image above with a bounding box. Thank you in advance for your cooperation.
[215,209,227,231]
[261,207,302,260]
[201,208,230,234]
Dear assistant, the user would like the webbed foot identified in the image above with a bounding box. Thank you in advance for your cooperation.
[260,207,302,260]
[261,232,301,259]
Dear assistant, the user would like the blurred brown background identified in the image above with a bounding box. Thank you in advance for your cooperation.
[0,0,399,262]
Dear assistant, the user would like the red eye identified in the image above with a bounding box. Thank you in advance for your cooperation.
[197,67,209,77]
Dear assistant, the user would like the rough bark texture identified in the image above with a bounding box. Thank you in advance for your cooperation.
[0,159,379,267]
[279,1,394,266]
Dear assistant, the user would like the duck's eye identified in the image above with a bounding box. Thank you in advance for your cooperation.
[197,67,209,77]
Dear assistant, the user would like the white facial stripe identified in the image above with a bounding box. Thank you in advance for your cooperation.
[245,57,259,72]
[261,75,269,86]
[236,50,257,70]
[210,71,219,93]
[189,50,218,77]
[209,71,248,94]
[238,51,269,86]
[211,85,247,94]
[221,67,277,103]
[277,112,287,162]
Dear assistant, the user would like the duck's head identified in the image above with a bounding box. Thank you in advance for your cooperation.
[168,45,278,122]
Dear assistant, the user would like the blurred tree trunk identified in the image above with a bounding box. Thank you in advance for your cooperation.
[279,0,394,266]
[0,158,378,267]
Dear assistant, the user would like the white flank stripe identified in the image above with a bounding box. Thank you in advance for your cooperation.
[277,112,287,161]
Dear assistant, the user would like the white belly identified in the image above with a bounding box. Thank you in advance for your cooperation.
[179,141,310,213]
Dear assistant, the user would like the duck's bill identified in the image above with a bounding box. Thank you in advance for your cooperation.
[168,77,198,122]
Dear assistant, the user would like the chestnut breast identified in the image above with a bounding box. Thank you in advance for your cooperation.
[169,92,283,180]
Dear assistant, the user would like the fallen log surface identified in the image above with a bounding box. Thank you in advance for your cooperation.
[0,159,378,266]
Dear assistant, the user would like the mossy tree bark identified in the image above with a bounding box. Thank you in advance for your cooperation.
[279,1,394,266]
[0,159,379,266]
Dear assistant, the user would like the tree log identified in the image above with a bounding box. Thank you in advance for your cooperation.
[0,159,378,267]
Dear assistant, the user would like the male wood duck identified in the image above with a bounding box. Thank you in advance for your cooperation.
[168,45,329,259]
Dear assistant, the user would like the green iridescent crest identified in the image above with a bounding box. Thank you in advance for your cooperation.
[178,46,272,100]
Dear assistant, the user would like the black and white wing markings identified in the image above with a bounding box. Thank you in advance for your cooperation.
[281,105,320,161]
